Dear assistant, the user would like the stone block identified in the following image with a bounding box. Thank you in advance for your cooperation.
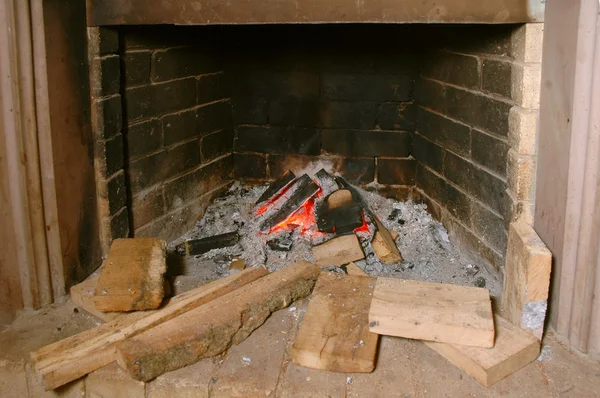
[122,51,151,87]
[152,47,221,82]
[378,102,416,131]
[507,149,536,202]
[482,58,512,98]
[126,78,197,121]
[471,129,509,176]
[321,130,411,157]
[86,362,145,398]
[235,126,321,155]
[511,63,542,109]
[201,129,234,162]
[131,187,165,230]
[126,119,162,160]
[508,106,539,156]
[416,107,471,157]
[322,73,412,102]
[413,134,444,173]
[377,158,416,185]
[233,153,267,179]
[511,23,544,64]
[422,51,480,90]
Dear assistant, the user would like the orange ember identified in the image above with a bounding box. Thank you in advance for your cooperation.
[269,197,317,234]
[353,211,371,234]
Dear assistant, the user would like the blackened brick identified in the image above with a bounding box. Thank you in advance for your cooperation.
[413,134,444,173]
[422,51,480,89]
[125,78,197,121]
[482,59,512,98]
[417,108,470,157]
[471,201,508,254]
[131,187,165,229]
[162,109,198,146]
[269,72,320,99]
[197,73,229,104]
[444,151,507,214]
[98,28,119,55]
[233,98,268,125]
[98,55,120,96]
[337,158,375,184]
[129,141,201,193]
[444,25,512,56]
[152,47,221,82]
[233,153,266,179]
[198,101,233,133]
[95,96,122,139]
[415,78,447,114]
[322,74,412,102]
[163,155,233,210]
[320,102,378,130]
[107,172,127,215]
[444,182,472,226]
[378,158,416,185]
[236,126,320,155]
[416,164,446,204]
[322,130,411,157]
[445,86,512,137]
[122,51,151,87]
[201,129,234,162]
[379,103,417,131]
[126,119,162,159]
[267,154,315,179]
[105,134,124,176]
[269,97,320,127]
[110,208,130,239]
[471,130,509,176]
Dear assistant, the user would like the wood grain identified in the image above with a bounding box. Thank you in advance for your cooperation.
[312,234,365,266]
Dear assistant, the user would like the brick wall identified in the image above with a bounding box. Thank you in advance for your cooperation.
[225,25,419,197]
[119,27,234,241]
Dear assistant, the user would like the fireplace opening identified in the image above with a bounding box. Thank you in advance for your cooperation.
[91,23,531,302]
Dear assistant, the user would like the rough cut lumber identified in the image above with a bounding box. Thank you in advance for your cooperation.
[94,238,167,312]
[425,316,541,387]
[116,261,321,382]
[70,277,123,322]
[369,278,495,348]
[292,272,378,372]
[175,231,240,256]
[501,221,551,340]
[344,262,369,277]
[31,267,268,390]
[371,218,403,264]
[312,234,365,267]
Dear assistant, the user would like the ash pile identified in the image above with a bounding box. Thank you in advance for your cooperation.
[172,168,501,297]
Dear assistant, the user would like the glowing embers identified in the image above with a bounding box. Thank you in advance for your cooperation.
[270,196,318,234]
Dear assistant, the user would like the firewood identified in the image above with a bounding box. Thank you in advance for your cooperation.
[31,267,268,391]
[316,201,363,234]
[70,277,123,322]
[314,168,340,196]
[371,218,403,264]
[256,170,296,204]
[344,262,369,276]
[94,238,167,312]
[175,231,239,256]
[312,234,365,267]
[116,261,321,382]
[326,189,353,209]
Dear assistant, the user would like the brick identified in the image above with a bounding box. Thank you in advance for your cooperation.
[322,73,412,101]
[105,134,124,176]
[415,78,446,113]
[417,107,470,157]
[147,358,217,398]
[508,106,538,156]
[269,97,320,127]
[86,362,145,398]
[132,187,165,229]
[320,102,379,130]
[197,101,233,133]
[413,134,444,173]
[201,128,234,162]
[511,23,544,63]
[416,164,446,204]
[107,172,127,215]
[512,64,541,109]
[482,58,512,99]
[336,157,376,185]
[92,55,120,97]
[278,363,346,398]
[472,130,509,176]
[422,51,479,89]
[122,51,151,87]
[471,201,508,254]
[0,360,27,398]
[322,130,410,157]
[447,86,512,136]
[162,109,198,146]
[126,119,162,159]
[233,153,266,179]
[507,149,536,202]
[444,151,507,214]
[378,102,416,131]
[233,98,268,125]
[236,126,320,155]
[98,27,119,55]
[110,207,130,239]
[94,95,122,140]
[152,47,221,82]
[129,141,201,193]
[125,78,197,121]
[377,158,416,185]
[444,181,473,226]
[442,25,512,56]
[269,71,320,99]
[196,73,229,104]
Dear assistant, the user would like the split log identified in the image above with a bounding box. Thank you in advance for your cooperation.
[116,261,321,382]
[312,234,365,267]
[327,189,353,209]
[369,278,495,348]
[343,262,369,276]
[316,201,363,234]
[292,272,378,372]
[371,218,403,264]
[175,231,240,256]
[256,170,296,204]
[94,238,167,312]
[425,316,540,387]
[31,267,267,391]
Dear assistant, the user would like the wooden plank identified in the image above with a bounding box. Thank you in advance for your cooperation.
[345,262,368,277]
[371,218,403,264]
[116,261,320,382]
[312,234,365,267]
[292,272,378,372]
[93,238,167,312]
[369,278,495,348]
[425,316,541,387]
[70,277,122,322]
[31,267,268,391]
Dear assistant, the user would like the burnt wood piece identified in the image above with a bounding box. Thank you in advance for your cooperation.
[316,201,363,234]
[314,168,339,196]
[334,176,378,241]
[256,170,296,204]
[175,232,239,256]
[267,236,293,251]
[259,174,319,232]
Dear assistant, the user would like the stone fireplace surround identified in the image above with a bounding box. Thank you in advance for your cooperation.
[89,22,543,276]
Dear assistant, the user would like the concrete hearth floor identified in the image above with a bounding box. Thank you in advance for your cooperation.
[1,296,599,398]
